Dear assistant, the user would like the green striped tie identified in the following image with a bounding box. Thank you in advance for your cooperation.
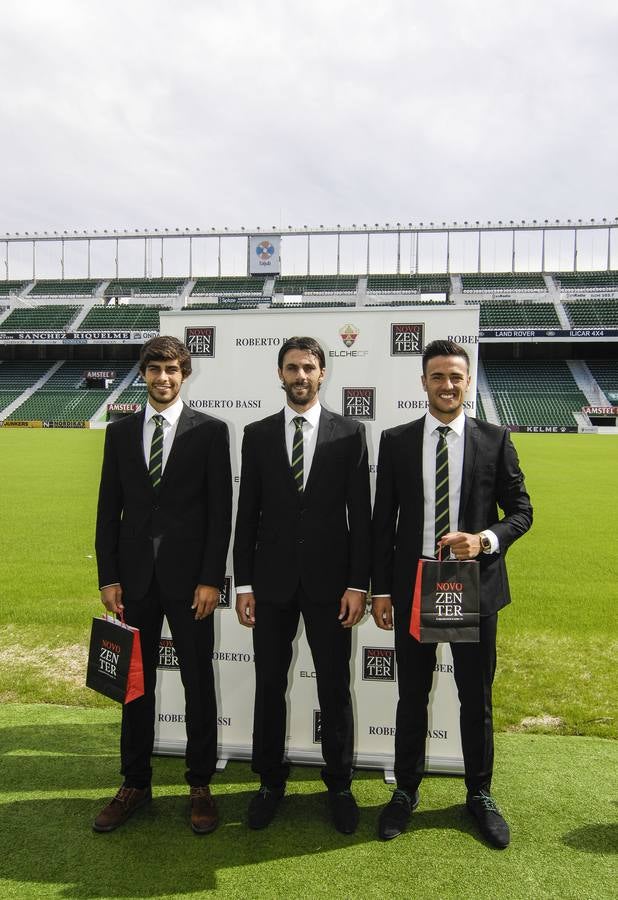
[149,414,165,491]
[435,425,450,557]
[291,416,305,492]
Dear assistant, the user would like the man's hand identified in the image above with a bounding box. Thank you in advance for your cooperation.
[338,589,366,628]
[100,584,123,615]
[441,531,482,560]
[236,591,256,628]
[192,584,220,620]
[371,596,393,630]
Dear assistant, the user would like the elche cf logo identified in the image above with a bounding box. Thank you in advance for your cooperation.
[362,647,396,682]
[391,323,424,356]
[339,324,359,347]
[185,326,215,357]
[342,387,375,420]
[255,240,275,261]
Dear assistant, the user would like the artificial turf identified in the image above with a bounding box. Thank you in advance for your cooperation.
[0,703,616,899]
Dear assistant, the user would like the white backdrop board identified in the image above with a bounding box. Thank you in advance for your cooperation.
[154,304,479,776]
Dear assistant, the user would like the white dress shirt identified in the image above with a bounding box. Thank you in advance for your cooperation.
[143,396,184,474]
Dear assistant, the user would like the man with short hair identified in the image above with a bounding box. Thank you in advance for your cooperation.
[233,336,371,834]
[93,335,232,834]
[372,339,532,848]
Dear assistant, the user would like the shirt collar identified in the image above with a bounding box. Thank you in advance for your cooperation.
[145,395,184,427]
[284,399,321,428]
[425,409,466,437]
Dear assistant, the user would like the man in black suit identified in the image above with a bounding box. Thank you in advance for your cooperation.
[233,336,371,834]
[372,339,532,848]
[93,335,232,834]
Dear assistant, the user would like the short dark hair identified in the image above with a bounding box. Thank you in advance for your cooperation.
[139,335,192,378]
[422,339,470,375]
[277,336,326,370]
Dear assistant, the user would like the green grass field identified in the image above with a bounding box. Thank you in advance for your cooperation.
[0,430,616,737]
[0,430,616,899]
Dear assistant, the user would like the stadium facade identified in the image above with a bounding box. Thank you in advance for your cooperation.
[0,221,616,433]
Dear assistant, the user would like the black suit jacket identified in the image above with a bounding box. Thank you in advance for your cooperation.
[371,415,532,616]
[95,404,232,603]
[233,407,372,606]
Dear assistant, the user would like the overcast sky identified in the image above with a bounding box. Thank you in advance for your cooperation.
[0,0,616,274]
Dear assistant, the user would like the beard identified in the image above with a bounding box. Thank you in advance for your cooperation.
[281,380,318,408]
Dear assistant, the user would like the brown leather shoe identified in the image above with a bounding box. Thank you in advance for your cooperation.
[92,785,152,832]
[190,785,219,834]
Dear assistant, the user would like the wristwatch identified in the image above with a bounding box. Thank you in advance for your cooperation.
[478,531,492,553]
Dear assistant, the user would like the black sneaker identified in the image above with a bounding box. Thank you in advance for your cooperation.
[328,789,359,835]
[378,788,420,840]
[247,785,285,830]
[466,790,510,849]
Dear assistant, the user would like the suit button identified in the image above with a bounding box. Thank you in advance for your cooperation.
[298,539,304,544]
[153,505,159,511]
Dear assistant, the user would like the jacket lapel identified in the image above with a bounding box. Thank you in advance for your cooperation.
[408,416,425,515]
[159,403,194,489]
[303,407,335,498]
[127,409,152,487]
[458,416,478,523]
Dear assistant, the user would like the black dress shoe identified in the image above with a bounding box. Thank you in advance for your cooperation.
[92,785,152,833]
[248,785,285,830]
[378,788,420,840]
[466,790,510,849]
[328,789,359,835]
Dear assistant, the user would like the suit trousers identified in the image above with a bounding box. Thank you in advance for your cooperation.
[120,578,217,788]
[393,601,497,794]
[251,587,354,792]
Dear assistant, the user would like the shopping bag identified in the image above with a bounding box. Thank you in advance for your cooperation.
[86,613,144,703]
[410,556,480,643]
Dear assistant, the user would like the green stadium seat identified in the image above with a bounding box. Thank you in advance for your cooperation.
[483,361,587,426]
[0,305,80,330]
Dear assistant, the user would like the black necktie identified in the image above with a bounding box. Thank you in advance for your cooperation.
[435,425,450,557]
[291,416,305,492]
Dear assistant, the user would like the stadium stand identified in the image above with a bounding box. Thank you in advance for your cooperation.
[105,278,185,297]
[273,275,357,294]
[7,360,134,423]
[483,360,588,427]
[29,279,99,297]
[0,280,27,296]
[563,300,618,328]
[554,270,618,290]
[365,299,449,307]
[366,274,450,293]
[0,305,81,330]
[78,304,168,330]
[191,277,265,295]
[114,378,147,407]
[472,301,561,329]
[0,360,53,414]
[585,360,618,402]
[270,300,356,308]
[186,301,260,310]
[461,273,547,292]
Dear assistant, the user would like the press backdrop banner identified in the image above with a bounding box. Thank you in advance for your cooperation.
[155,304,479,775]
